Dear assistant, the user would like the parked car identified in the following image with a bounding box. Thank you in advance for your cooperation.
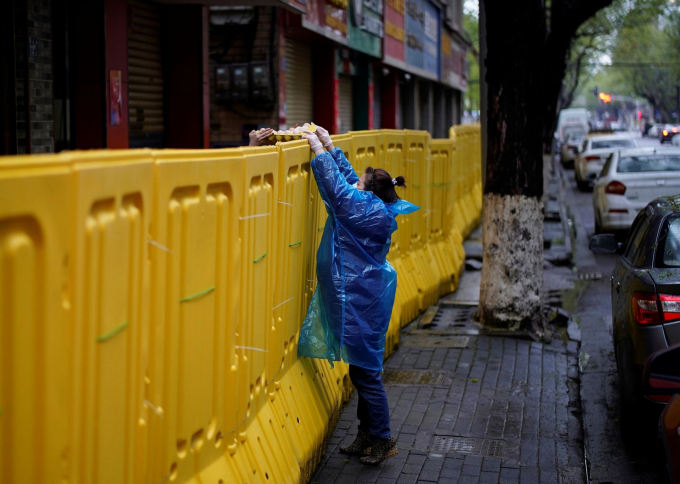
[661,125,679,144]
[673,134,680,147]
[558,120,588,148]
[649,124,664,139]
[575,133,637,191]
[592,148,680,233]
[642,343,680,483]
[589,198,680,415]
[560,132,584,167]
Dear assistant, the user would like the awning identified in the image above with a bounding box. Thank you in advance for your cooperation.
[159,0,308,15]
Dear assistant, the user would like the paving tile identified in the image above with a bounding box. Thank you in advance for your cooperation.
[310,293,585,484]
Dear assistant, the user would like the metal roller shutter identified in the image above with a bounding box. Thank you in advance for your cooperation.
[338,75,353,133]
[128,0,165,148]
[284,39,312,127]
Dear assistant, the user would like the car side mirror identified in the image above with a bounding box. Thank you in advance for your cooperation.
[589,234,621,253]
[642,343,680,397]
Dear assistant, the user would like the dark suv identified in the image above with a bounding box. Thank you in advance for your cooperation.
[591,197,680,408]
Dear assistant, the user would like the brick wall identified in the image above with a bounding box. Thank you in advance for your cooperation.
[14,0,54,154]
[209,7,278,147]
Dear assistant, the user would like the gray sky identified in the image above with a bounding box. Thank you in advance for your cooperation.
[464,0,479,18]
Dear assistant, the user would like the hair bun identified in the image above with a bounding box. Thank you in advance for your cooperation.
[395,176,406,188]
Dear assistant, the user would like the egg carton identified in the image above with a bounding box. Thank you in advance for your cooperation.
[259,123,317,145]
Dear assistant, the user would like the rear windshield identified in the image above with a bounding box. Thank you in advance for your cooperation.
[617,155,680,173]
[591,139,635,149]
[655,214,680,267]
[564,126,586,138]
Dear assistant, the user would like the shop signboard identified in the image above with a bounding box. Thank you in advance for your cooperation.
[303,0,348,44]
[404,0,439,79]
[440,31,466,90]
[384,0,405,65]
[348,0,384,58]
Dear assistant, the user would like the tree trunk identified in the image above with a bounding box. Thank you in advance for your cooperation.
[477,0,546,333]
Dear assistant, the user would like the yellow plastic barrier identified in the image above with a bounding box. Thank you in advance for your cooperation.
[0,126,480,484]
[450,125,482,236]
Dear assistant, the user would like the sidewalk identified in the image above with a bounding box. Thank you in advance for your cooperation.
[310,231,586,484]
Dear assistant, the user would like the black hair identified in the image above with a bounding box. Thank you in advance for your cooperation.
[364,166,406,204]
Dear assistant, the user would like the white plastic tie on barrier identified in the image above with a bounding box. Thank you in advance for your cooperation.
[147,238,172,253]
[240,213,270,220]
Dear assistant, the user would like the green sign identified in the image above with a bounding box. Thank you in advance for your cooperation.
[348,0,383,58]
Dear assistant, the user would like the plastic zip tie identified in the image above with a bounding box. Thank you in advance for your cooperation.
[253,252,267,263]
[240,213,270,220]
[277,200,293,206]
[97,321,129,343]
[288,241,302,247]
[180,286,215,303]
[273,296,294,310]
[147,238,172,253]
[144,399,163,418]
[236,345,269,353]
[318,226,324,231]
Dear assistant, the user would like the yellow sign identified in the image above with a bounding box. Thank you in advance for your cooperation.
[386,21,404,42]
[387,0,405,14]
[326,13,348,34]
[441,33,451,55]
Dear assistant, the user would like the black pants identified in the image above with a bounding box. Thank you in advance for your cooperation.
[349,365,391,439]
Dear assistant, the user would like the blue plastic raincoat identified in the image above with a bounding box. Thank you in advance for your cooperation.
[298,147,419,371]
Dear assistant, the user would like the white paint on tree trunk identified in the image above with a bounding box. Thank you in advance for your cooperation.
[477,193,544,332]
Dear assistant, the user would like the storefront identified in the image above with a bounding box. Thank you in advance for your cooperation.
[348,0,383,130]
[128,0,165,148]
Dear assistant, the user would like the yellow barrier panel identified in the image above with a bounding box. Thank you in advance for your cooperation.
[429,140,464,293]
[70,150,154,484]
[0,154,72,484]
[404,130,440,312]
[0,126,480,484]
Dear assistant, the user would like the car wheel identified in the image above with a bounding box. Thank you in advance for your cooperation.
[577,177,589,191]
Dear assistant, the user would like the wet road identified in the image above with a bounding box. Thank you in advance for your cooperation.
[559,133,667,484]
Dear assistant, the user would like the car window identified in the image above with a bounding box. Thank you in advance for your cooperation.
[655,215,680,267]
[591,139,635,149]
[623,213,650,263]
[581,139,589,152]
[617,154,680,173]
[564,126,586,139]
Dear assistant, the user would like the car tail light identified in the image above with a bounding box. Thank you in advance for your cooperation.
[605,181,627,195]
[673,127,678,133]
[632,292,661,325]
[659,294,680,323]
[663,130,669,136]
[632,293,680,326]
[584,155,600,162]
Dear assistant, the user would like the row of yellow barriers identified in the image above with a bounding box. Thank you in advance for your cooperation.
[0,127,481,484]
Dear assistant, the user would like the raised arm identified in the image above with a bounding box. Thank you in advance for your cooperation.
[329,148,359,185]
[315,125,359,185]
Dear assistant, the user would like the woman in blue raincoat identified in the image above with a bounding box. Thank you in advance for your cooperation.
[298,127,419,465]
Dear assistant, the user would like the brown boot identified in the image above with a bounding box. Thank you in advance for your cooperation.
[359,436,398,465]
[339,430,372,456]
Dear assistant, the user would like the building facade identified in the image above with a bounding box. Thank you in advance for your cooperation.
[0,0,469,154]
